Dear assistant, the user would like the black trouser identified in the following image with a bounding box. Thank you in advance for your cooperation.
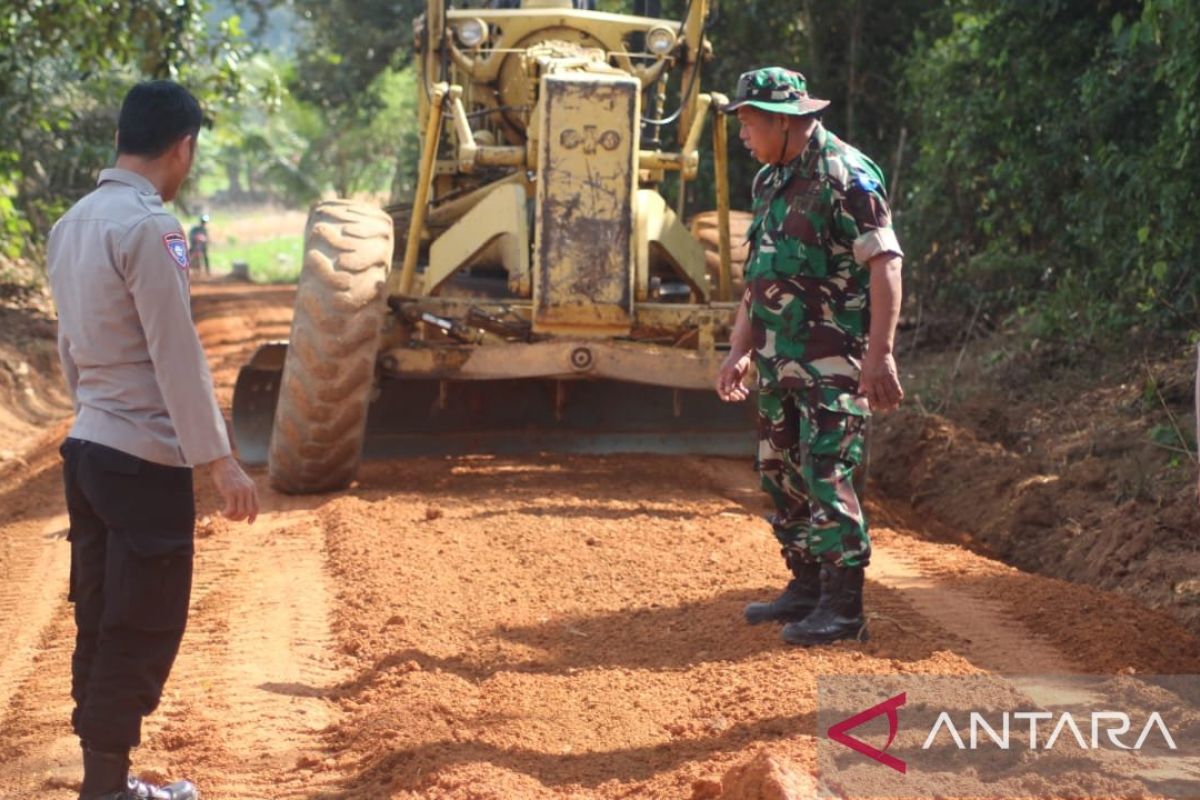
[60,438,194,753]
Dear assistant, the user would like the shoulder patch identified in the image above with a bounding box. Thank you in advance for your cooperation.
[854,171,880,192]
[163,232,189,270]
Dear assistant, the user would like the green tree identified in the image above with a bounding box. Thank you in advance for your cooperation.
[0,0,251,260]
[903,0,1200,338]
[636,0,932,215]
[290,66,421,200]
[286,0,423,200]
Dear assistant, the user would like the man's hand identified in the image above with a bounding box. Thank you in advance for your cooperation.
[859,350,904,413]
[717,351,753,402]
[209,455,259,523]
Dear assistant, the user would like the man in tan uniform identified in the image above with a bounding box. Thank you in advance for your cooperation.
[48,80,259,800]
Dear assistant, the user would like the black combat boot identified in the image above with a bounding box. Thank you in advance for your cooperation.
[780,563,868,646]
[744,549,822,625]
[81,749,198,800]
[79,748,129,799]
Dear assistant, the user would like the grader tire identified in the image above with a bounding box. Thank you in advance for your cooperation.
[689,209,753,297]
[268,200,393,494]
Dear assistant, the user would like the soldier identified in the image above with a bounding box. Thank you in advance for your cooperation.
[715,67,904,646]
[48,81,259,800]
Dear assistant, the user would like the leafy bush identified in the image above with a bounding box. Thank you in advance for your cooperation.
[0,0,251,262]
[903,0,1200,341]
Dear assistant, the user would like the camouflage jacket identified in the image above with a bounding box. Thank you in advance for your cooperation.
[745,123,902,414]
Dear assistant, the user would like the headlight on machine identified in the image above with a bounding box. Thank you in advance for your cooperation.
[455,18,488,49]
[645,25,676,56]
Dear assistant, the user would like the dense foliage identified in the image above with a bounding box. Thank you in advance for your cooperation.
[2,0,1197,342]
[0,0,418,263]
[698,0,934,214]
[0,0,251,260]
[903,0,1200,338]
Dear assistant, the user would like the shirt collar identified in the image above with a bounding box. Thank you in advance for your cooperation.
[781,121,825,179]
[792,121,830,176]
[97,167,161,197]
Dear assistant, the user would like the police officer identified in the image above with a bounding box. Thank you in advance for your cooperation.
[48,80,260,800]
[715,67,904,646]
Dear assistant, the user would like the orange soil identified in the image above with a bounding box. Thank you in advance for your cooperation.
[0,280,1196,799]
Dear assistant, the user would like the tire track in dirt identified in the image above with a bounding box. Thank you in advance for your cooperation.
[0,282,338,799]
[689,456,1078,674]
[0,513,70,714]
[134,492,348,799]
[0,425,76,771]
[4,282,1197,799]
[0,434,86,796]
[868,548,1076,674]
[0,608,82,797]
[126,281,344,798]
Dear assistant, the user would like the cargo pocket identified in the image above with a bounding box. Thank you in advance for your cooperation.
[80,444,146,527]
[810,392,869,468]
[106,467,195,634]
[107,534,193,633]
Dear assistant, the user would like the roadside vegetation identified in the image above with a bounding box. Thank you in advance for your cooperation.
[3,0,1197,346]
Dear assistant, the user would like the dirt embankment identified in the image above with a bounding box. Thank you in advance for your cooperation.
[0,294,71,459]
[873,336,1200,629]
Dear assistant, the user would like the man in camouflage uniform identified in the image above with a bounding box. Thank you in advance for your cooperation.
[715,67,904,646]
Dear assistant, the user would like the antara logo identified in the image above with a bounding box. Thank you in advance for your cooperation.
[827,692,1179,775]
[827,692,908,774]
[922,710,1178,751]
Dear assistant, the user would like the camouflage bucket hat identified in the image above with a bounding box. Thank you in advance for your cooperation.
[720,66,830,116]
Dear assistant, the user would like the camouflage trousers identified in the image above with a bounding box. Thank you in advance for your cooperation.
[756,387,871,567]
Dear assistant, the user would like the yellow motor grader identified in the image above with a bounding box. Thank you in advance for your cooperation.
[232,0,752,494]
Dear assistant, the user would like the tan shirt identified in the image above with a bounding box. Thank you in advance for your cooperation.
[47,168,230,467]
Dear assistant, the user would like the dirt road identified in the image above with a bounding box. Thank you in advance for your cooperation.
[0,282,1197,799]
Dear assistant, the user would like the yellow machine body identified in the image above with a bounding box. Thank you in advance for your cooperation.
[533,70,640,335]
[233,0,748,470]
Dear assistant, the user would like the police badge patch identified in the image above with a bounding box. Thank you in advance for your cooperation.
[163,232,189,270]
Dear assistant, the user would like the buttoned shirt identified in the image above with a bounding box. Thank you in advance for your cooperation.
[47,168,230,467]
[745,123,903,414]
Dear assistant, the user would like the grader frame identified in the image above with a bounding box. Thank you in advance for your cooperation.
[232,0,749,493]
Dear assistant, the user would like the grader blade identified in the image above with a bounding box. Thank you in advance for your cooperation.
[363,376,755,458]
[231,343,755,465]
[231,343,286,466]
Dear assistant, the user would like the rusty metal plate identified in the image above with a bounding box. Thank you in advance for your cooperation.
[534,71,639,335]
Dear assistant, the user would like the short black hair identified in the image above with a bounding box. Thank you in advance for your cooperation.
[117,80,204,158]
